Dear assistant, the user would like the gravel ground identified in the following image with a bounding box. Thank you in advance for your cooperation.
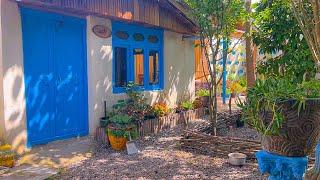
[226,126,261,141]
[54,119,266,180]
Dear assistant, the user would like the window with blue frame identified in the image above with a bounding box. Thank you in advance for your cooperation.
[112,22,164,93]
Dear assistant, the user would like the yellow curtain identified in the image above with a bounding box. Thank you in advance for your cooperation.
[134,54,144,85]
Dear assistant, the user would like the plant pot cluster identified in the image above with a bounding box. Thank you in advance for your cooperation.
[97,107,208,151]
[96,83,209,151]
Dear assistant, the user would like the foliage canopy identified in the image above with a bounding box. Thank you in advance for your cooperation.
[253,0,315,83]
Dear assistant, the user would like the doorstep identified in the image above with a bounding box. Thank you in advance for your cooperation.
[1,136,95,179]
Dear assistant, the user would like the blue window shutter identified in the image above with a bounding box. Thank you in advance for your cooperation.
[112,21,164,93]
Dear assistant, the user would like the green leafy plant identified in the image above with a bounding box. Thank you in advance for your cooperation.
[253,0,315,83]
[196,89,210,97]
[230,81,246,94]
[114,82,153,122]
[238,76,247,89]
[180,100,194,111]
[109,114,132,124]
[107,114,138,139]
[226,88,232,95]
[239,78,320,136]
[184,0,246,135]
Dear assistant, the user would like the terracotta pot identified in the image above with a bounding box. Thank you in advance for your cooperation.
[262,99,320,157]
[228,153,247,166]
[107,131,127,151]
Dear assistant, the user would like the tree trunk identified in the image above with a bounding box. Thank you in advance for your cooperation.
[245,0,255,88]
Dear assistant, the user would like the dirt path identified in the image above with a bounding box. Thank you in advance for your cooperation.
[54,119,265,180]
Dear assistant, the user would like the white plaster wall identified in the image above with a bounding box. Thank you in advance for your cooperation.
[0,0,5,142]
[162,31,195,106]
[86,23,195,135]
[86,16,126,135]
[0,5,195,150]
[0,0,27,154]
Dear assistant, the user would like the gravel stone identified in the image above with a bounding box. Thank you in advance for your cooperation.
[54,119,266,180]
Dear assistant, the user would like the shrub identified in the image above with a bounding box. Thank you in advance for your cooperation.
[107,114,138,139]
[230,81,246,94]
[153,103,170,117]
[196,89,210,97]
[180,100,194,111]
[110,82,153,123]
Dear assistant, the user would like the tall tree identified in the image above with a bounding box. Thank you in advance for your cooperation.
[253,0,315,83]
[184,0,245,135]
[245,0,256,88]
[292,0,320,67]
[291,1,320,179]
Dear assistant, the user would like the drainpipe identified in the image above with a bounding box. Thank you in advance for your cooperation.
[222,40,228,104]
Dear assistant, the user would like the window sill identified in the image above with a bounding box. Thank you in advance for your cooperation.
[112,85,163,94]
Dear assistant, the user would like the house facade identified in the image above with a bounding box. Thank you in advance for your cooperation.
[0,0,197,153]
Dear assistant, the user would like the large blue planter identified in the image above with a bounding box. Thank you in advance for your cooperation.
[256,151,308,180]
[261,99,320,157]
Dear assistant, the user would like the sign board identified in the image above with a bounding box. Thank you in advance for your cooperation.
[92,25,111,38]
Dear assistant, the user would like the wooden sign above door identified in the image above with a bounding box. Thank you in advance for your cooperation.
[92,25,111,38]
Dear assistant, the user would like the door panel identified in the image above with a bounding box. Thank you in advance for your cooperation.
[22,14,55,143]
[54,18,86,136]
[21,8,88,146]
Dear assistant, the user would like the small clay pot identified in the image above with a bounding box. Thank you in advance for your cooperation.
[228,153,247,166]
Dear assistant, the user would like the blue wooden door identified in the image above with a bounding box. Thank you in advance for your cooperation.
[54,17,87,136]
[21,8,88,147]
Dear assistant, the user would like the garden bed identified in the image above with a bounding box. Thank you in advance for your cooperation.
[138,108,207,137]
[180,131,262,160]
[95,108,208,145]
[180,110,316,165]
[180,110,262,161]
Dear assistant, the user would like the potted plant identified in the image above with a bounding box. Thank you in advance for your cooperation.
[193,98,203,109]
[178,100,194,125]
[196,89,210,107]
[107,114,138,151]
[180,100,194,111]
[124,83,152,123]
[152,102,170,117]
[0,144,14,168]
[239,78,320,157]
